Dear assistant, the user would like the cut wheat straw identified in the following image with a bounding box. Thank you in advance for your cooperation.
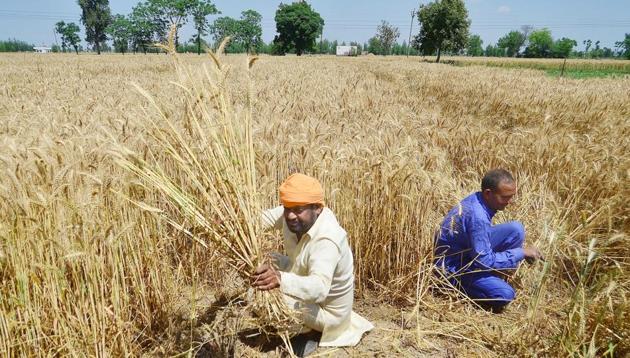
[113,32,299,350]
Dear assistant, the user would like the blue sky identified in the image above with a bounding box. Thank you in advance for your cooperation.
[1,0,628,50]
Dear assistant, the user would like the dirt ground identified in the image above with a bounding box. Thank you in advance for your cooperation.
[185,288,525,358]
[216,299,433,357]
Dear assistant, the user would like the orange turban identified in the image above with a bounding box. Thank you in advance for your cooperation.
[279,173,325,208]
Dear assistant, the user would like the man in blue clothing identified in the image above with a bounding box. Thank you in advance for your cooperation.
[435,169,543,311]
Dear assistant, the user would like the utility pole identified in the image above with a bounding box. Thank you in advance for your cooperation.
[407,8,416,57]
[53,26,58,47]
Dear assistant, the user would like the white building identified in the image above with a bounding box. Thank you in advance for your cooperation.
[336,45,358,56]
[33,46,52,53]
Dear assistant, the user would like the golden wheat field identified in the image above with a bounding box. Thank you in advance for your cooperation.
[0,52,628,357]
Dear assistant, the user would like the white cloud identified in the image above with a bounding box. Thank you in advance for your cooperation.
[497,5,511,14]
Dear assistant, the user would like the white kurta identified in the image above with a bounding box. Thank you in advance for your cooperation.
[262,206,374,347]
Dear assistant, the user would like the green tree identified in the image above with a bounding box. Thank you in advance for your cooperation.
[65,23,81,54]
[412,0,470,63]
[467,34,483,56]
[129,3,163,53]
[145,0,197,48]
[590,40,603,58]
[55,21,81,54]
[106,14,132,54]
[582,39,593,56]
[615,33,630,59]
[179,38,208,52]
[270,40,284,55]
[376,20,400,56]
[367,36,382,55]
[78,0,111,54]
[392,41,400,55]
[99,42,112,52]
[257,40,272,54]
[190,0,219,55]
[238,10,262,53]
[600,47,614,58]
[497,30,525,57]
[484,44,495,56]
[551,37,576,58]
[0,39,35,52]
[485,44,506,57]
[210,16,239,50]
[524,28,553,58]
[273,1,324,56]
[319,39,331,54]
[209,11,263,54]
[55,21,69,52]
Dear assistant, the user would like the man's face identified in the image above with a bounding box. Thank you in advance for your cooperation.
[483,180,517,211]
[283,204,323,235]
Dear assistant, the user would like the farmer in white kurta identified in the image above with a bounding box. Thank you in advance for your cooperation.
[251,173,373,349]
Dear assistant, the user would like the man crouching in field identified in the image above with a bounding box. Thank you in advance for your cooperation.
[251,173,373,356]
[435,169,543,312]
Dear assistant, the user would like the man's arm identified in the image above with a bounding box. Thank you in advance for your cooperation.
[252,238,340,304]
[523,246,544,263]
[251,264,281,290]
[271,252,290,271]
[261,206,290,270]
[262,206,284,230]
[468,218,524,270]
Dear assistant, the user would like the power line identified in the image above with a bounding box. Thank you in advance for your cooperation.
[2,9,629,26]
[0,13,81,22]
[0,9,80,15]
[258,23,630,30]
[1,9,627,38]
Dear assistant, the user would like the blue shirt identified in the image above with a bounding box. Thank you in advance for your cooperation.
[435,192,524,274]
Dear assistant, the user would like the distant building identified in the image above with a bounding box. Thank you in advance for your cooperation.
[33,46,52,53]
[336,45,358,56]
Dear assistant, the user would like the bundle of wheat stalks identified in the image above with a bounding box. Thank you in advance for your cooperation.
[113,33,299,350]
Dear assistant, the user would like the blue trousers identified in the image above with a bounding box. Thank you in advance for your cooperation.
[457,221,525,309]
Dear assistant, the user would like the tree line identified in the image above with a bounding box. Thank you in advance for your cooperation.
[2,0,630,60]
[412,0,629,61]
[469,27,627,59]
[0,39,36,52]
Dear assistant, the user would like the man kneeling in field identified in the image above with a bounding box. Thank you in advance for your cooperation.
[435,169,543,312]
[251,173,373,356]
